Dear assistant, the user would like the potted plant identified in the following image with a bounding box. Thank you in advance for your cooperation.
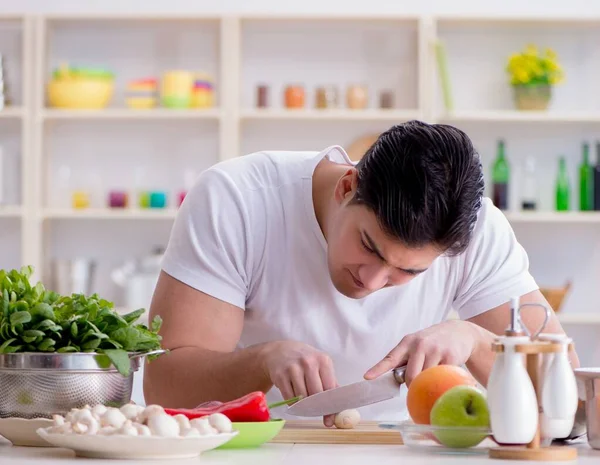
[506,45,564,111]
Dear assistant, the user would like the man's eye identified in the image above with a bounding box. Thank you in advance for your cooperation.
[361,240,373,253]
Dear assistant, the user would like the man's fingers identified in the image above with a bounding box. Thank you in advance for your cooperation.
[364,341,409,380]
[305,366,324,397]
[422,352,442,372]
[323,414,335,428]
[289,365,309,399]
[276,376,295,402]
[404,349,425,386]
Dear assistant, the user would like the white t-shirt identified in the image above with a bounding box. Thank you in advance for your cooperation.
[161,145,539,421]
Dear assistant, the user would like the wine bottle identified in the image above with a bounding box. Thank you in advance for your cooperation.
[556,157,570,211]
[492,140,509,210]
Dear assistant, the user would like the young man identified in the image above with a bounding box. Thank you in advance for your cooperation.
[144,120,578,425]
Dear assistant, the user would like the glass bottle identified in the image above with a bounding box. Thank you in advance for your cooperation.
[556,157,570,211]
[492,140,509,210]
[579,142,593,211]
[595,142,600,211]
[521,156,537,211]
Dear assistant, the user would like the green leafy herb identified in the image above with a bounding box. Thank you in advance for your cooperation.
[0,266,163,376]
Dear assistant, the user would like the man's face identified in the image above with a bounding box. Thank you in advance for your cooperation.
[326,171,441,299]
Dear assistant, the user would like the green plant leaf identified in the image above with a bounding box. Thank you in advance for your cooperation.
[102,349,131,376]
[10,311,31,326]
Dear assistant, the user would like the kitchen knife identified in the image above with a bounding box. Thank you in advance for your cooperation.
[286,366,407,417]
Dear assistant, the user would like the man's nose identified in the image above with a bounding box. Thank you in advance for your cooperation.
[357,264,389,291]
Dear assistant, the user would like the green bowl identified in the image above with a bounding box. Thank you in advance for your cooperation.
[218,419,285,449]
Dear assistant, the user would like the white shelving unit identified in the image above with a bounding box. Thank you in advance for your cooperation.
[0,15,33,272]
[0,13,598,333]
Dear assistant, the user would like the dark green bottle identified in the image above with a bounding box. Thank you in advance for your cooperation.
[579,143,593,211]
[492,140,509,210]
[556,157,570,211]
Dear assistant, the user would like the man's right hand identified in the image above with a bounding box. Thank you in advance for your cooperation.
[262,340,339,426]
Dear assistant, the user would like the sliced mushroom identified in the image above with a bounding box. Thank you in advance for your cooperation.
[52,414,65,426]
[181,427,201,438]
[135,424,152,437]
[92,404,108,420]
[120,403,145,421]
[190,417,218,436]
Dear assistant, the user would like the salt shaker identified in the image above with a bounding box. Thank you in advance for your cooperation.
[538,333,578,440]
[487,297,541,445]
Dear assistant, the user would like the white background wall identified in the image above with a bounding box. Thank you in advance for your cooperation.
[1,0,599,405]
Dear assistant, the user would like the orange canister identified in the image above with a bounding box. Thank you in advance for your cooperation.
[284,85,305,109]
[346,84,369,109]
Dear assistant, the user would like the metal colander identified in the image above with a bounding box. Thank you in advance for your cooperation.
[0,350,164,419]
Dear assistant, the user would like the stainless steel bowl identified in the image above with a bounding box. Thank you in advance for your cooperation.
[574,367,600,450]
[0,350,164,419]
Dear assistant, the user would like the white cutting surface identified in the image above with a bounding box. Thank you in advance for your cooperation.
[0,438,598,464]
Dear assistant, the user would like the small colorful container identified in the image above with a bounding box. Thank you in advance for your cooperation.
[125,78,158,109]
[150,191,167,209]
[72,191,90,209]
[108,190,128,208]
[161,71,194,108]
[191,73,215,109]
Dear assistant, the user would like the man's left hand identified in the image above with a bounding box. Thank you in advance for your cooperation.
[363,320,480,385]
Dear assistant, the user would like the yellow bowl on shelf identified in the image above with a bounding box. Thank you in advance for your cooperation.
[47,66,114,109]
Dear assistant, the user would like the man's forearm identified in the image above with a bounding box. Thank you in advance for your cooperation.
[143,343,275,409]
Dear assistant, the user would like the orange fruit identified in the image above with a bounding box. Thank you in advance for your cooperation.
[406,365,477,425]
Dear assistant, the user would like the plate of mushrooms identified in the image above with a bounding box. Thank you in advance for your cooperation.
[36,403,238,459]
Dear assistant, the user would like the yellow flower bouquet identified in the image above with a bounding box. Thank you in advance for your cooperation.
[506,45,564,111]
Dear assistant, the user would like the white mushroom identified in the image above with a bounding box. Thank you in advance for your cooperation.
[49,423,72,434]
[172,414,191,432]
[98,426,118,436]
[334,409,361,429]
[190,417,218,436]
[100,407,127,429]
[117,420,139,437]
[139,404,166,424]
[135,424,152,437]
[147,413,180,438]
[208,413,232,433]
[120,403,145,421]
[52,414,65,426]
[72,422,89,434]
[181,427,201,438]
[70,408,99,434]
[92,404,108,420]
[65,408,80,423]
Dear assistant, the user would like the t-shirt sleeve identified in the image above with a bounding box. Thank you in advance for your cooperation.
[160,167,251,310]
[453,198,539,320]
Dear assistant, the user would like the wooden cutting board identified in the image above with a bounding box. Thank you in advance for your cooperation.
[269,420,404,445]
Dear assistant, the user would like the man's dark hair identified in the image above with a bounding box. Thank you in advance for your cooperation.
[352,120,484,256]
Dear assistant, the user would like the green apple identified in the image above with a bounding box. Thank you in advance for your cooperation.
[429,385,490,448]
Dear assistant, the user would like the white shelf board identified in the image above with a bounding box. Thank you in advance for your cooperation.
[0,206,23,218]
[0,107,23,119]
[41,108,222,121]
[437,110,600,124]
[42,208,179,220]
[241,108,421,122]
[448,311,600,325]
[504,212,600,224]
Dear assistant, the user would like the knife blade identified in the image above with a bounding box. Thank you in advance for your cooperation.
[286,366,407,417]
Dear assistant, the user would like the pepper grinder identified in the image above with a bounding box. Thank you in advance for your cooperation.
[487,297,539,445]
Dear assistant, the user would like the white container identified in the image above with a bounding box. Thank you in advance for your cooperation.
[539,333,578,440]
[488,336,539,444]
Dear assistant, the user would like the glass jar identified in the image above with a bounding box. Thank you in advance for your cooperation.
[256,85,269,108]
[379,90,394,109]
[284,85,305,109]
[346,85,368,109]
[315,85,339,109]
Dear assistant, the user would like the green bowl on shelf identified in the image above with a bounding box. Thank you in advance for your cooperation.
[218,419,285,449]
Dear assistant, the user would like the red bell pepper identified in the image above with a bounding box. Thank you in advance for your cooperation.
[164,391,301,423]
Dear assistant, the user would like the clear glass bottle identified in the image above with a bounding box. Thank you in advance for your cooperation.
[521,156,537,211]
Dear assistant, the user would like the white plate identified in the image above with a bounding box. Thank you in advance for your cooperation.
[36,428,239,459]
[0,418,54,447]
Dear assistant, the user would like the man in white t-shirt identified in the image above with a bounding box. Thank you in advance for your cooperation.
[144,120,579,425]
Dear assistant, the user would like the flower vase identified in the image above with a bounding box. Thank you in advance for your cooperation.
[512,84,552,111]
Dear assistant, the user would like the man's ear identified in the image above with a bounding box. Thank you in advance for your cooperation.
[334,168,359,204]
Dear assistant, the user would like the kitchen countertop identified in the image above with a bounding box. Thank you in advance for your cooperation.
[1,438,598,464]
